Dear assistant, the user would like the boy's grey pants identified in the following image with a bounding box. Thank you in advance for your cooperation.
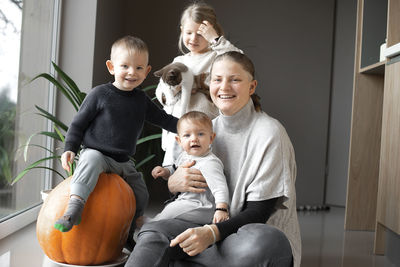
[70,148,149,221]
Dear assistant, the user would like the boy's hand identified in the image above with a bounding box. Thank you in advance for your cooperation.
[61,151,75,172]
[197,20,219,43]
[151,166,170,180]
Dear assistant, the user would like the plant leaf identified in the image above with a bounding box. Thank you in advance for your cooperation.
[137,133,161,145]
[54,125,65,142]
[31,73,79,111]
[52,62,85,105]
[39,131,63,142]
[142,84,157,92]
[11,155,64,185]
[22,133,37,161]
[35,105,68,132]
[19,143,55,156]
[79,92,87,100]
[135,154,156,169]
[21,131,61,163]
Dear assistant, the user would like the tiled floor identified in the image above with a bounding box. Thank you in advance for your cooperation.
[0,206,398,266]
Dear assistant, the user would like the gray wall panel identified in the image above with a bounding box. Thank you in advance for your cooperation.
[326,0,357,207]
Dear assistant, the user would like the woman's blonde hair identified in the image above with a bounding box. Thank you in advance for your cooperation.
[178,2,224,54]
[211,51,262,112]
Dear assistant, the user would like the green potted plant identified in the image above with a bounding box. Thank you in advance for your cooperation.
[11,62,161,187]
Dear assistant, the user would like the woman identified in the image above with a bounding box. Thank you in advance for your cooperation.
[125,51,301,267]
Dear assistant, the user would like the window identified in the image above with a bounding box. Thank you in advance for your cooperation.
[0,0,24,222]
[0,0,61,237]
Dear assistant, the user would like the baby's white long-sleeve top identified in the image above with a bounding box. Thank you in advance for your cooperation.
[152,149,229,224]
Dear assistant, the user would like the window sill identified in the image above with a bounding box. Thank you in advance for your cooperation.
[0,204,42,240]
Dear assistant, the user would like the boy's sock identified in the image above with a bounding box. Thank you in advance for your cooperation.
[54,197,85,232]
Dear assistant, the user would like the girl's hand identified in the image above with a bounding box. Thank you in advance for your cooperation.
[61,151,75,172]
[168,161,207,194]
[197,20,219,43]
[170,224,219,256]
[213,210,230,223]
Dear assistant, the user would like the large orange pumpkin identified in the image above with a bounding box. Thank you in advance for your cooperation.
[36,173,136,265]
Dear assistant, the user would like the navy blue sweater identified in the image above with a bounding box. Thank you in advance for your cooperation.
[64,83,178,162]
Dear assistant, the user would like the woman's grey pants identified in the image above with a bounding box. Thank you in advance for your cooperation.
[125,219,293,267]
[70,148,149,221]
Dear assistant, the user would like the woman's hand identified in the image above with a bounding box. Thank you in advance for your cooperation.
[61,151,75,172]
[168,161,208,194]
[197,20,219,43]
[170,224,220,256]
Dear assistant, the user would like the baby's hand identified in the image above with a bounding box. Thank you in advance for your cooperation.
[151,166,170,180]
[212,210,229,223]
[197,20,219,43]
[61,151,75,172]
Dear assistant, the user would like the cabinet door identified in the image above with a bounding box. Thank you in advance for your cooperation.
[375,59,400,253]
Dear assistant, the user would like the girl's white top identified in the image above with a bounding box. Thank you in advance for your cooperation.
[172,36,242,78]
[212,99,302,267]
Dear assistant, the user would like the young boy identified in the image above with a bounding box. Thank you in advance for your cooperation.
[54,36,178,235]
[152,111,229,224]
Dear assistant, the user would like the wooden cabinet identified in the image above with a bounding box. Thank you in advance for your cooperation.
[345,0,385,231]
[374,60,400,254]
[345,0,400,256]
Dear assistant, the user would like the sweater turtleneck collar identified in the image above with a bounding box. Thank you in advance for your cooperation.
[218,99,255,133]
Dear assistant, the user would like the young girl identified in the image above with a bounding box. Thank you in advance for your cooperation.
[157,2,242,168]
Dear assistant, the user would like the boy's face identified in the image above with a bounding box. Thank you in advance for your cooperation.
[176,119,215,157]
[106,47,151,91]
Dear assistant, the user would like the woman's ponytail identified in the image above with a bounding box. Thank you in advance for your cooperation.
[251,93,262,112]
